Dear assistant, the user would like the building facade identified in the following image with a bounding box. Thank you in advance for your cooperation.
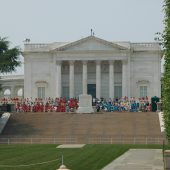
[0,75,24,98]
[22,36,161,99]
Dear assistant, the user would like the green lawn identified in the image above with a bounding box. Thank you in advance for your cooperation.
[0,144,170,170]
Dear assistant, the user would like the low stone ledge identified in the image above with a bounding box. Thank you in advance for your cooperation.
[158,112,165,132]
[0,112,10,134]
[56,144,85,148]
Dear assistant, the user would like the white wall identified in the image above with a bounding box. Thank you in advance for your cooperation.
[130,51,161,98]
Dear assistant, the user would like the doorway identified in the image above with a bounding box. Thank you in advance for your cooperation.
[87,84,96,98]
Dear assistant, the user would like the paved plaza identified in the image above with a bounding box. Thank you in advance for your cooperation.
[102,149,163,170]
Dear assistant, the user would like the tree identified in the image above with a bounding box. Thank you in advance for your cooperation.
[0,37,21,73]
[162,0,170,140]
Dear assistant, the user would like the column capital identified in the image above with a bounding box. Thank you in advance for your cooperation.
[56,60,62,65]
[69,60,75,65]
[108,60,115,65]
[82,60,88,65]
[122,59,128,64]
[96,60,101,65]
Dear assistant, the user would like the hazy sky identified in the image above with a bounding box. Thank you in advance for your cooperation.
[0,0,164,75]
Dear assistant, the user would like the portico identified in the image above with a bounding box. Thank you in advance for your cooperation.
[54,59,127,99]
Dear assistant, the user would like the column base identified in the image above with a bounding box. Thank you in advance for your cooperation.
[76,94,94,113]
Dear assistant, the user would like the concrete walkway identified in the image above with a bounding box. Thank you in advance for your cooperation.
[56,144,85,148]
[102,149,164,170]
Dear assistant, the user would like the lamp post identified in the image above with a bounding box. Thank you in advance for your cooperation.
[57,164,70,170]
[56,155,70,170]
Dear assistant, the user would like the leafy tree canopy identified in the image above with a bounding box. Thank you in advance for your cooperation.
[0,37,21,73]
[163,0,170,140]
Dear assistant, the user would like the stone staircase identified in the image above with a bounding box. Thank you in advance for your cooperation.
[0,112,164,144]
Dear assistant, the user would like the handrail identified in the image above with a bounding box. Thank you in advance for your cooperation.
[0,137,77,144]
[0,136,166,145]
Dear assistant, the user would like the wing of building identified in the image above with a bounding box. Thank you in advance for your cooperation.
[0,36,162,99]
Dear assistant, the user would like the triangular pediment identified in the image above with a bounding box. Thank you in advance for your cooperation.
[51,36,128,51]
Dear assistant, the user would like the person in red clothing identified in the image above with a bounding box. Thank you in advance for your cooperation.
[22,102,28,112]
[60,98,66,112]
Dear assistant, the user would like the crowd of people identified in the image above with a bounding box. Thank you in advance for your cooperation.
[0,96,159,113]
[0,97,78,112]
[94,96,152,112]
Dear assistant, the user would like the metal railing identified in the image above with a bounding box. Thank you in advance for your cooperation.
[0,136,166,145]
[0,137,77,144]
[87,137,165,144]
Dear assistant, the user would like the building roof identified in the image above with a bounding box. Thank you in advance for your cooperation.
[0,75,24,81]
[23,36,161,53]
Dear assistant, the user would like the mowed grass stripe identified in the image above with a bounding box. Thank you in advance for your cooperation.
[0,144,170,170]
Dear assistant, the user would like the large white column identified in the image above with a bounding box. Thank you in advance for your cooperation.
[82,61,88,94]
[24,58,32,98]
[96,61,101,99]
[69,60,75,98]
[51,57,57,98]
[127,56,131,98]
[56,60,62,98]
[122,60,128,97]
[109,60,115,99]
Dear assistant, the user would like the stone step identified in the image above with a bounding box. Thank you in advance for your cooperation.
[0,112,163,144]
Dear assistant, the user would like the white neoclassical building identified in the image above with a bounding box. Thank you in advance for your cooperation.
[20,36,161,99]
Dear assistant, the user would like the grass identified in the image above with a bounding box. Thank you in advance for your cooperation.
[0,144,170,170]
